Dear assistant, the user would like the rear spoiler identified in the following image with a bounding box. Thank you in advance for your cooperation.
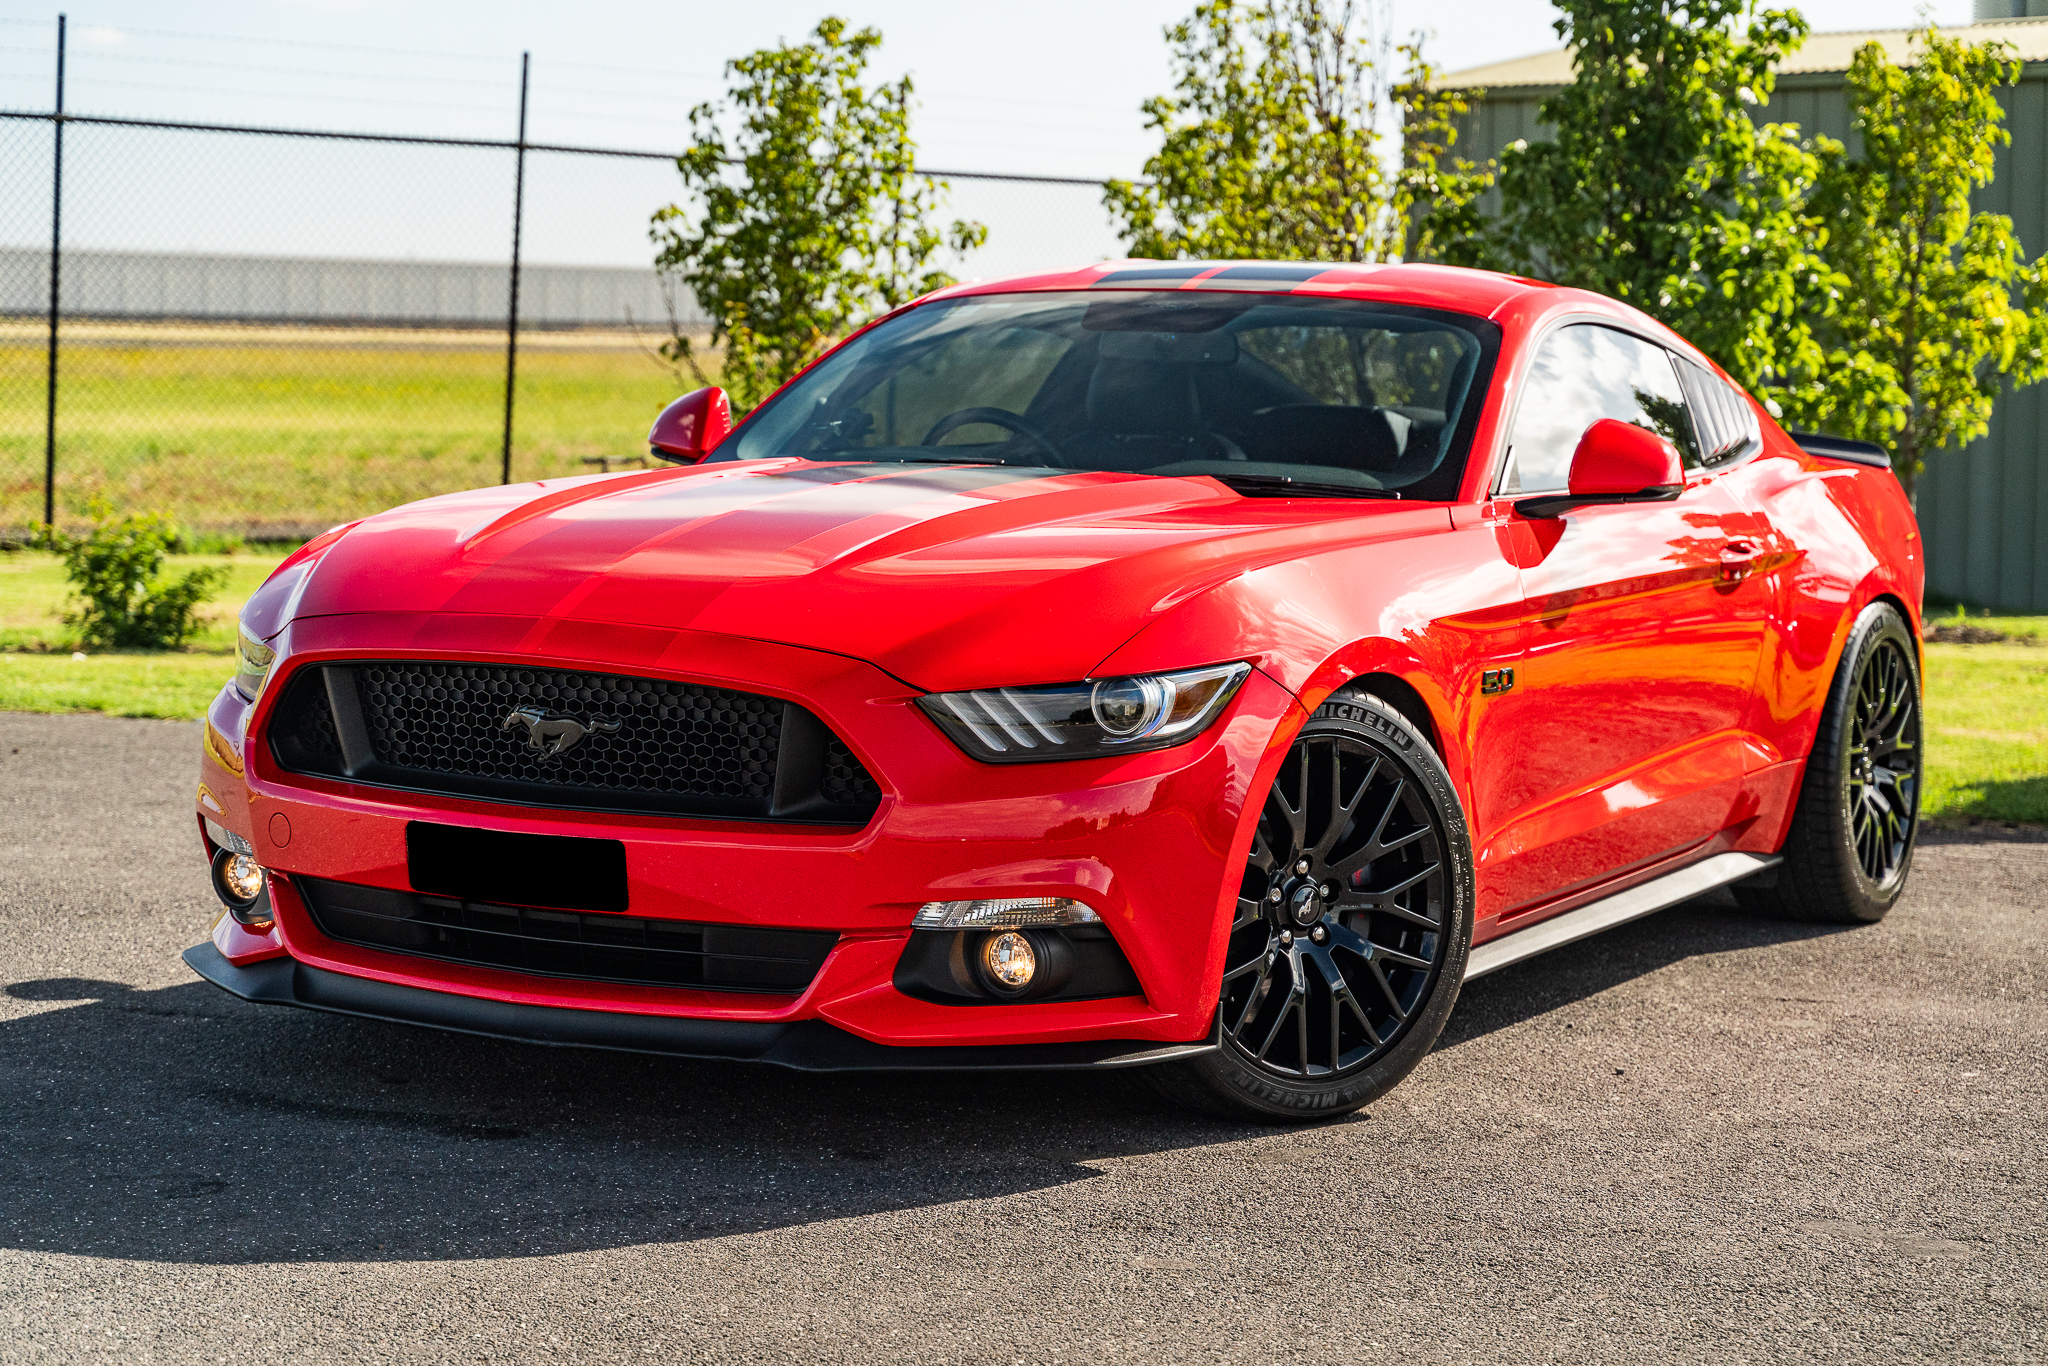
[1788,431,1890,470]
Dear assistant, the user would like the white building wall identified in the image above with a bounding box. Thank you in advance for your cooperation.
[0,248,702,328]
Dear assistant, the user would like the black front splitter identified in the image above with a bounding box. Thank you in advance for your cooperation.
[181,942,1213,1073]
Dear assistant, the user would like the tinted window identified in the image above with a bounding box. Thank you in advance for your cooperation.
[723,291,1498,500]
[836,321,1071,451]
[1501,325,1698,493]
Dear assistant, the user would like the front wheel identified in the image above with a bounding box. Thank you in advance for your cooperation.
[1147,693,1473,1121]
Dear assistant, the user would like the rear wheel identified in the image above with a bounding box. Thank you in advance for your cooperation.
[1146,693,1472,1121]
[1738,601,1921,924]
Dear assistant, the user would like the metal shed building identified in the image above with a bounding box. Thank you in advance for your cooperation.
[1443,11,2048,611]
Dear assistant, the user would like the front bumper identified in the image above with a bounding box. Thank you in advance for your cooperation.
[182,941,1216,1071]
[195,612,1303,1053]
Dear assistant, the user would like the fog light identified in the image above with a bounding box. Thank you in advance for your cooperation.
[210,847,273,929]
[980,931,1037,992]
[914,897,1100,930]
[219,852,264,902]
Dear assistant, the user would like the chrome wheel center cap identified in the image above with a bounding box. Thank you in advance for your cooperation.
[1290,883,1322,927]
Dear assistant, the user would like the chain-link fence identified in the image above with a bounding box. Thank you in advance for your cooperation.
[0,105,1122,541]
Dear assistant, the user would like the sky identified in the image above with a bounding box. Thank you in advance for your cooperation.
[0,0,1985,274]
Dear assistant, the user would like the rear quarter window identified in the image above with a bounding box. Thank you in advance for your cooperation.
[1675,357,1762,464]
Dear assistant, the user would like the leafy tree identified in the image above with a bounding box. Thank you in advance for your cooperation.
[37,499,226,650]
[1103,0,1489,265]
[1801,28,2048,496]
[1461,0,1834,413]
[651,18,985,411]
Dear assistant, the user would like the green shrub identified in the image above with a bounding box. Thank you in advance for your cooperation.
[37,500,229,650]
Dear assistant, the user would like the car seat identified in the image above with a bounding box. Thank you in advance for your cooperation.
[1244,405,1403,474]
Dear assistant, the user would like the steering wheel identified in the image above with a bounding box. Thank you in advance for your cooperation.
[920,407,1067,467]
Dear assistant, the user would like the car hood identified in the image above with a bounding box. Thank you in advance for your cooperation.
[269,460,1451,693]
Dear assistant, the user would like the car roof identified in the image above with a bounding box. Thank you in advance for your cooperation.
[925,259,1565,321]
[923,259,1723,379]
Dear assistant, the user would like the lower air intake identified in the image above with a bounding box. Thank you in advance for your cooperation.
[296,876,838,994]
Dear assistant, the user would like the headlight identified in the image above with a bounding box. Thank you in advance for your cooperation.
[917,661,1251,763]
[232,622,275,702]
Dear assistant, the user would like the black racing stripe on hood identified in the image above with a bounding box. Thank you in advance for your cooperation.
[436,462,1073,618]
[773,462,930,485]
[758,462,1072,495]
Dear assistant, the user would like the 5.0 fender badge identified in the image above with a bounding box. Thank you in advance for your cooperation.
[501,705,622,759]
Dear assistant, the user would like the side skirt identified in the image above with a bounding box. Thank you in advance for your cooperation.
[1466,852,1781,980]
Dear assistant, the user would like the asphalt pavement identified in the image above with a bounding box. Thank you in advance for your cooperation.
[0,710,2041,1364]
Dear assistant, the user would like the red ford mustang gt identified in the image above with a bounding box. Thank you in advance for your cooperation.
[186,260,1922,1119]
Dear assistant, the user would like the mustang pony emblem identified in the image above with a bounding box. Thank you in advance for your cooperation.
[500,705,622,759]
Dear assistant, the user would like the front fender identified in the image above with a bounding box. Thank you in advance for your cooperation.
[1091,514,1526,828]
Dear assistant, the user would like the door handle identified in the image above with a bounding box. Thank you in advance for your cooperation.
[1718,540,1758,583]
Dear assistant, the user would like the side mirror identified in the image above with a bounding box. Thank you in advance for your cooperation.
[1515,418,1684,519]
[648,386,733,464]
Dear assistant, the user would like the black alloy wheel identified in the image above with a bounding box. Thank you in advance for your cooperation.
[1847,633,1919,886]
[1738,601,1922,924]
[1147,692,1472,1120]
[1221,733,1446,1076]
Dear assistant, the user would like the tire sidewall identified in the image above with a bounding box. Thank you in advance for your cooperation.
[1189,692,1475,1120]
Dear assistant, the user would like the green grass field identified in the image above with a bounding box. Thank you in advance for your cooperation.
[2,547,2040,825]
[0,548,284,718]
[1921,641,2048,824]
[0,331,698,531]
[0,650,237,719]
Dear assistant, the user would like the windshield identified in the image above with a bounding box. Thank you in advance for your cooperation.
[716,290,1498,499]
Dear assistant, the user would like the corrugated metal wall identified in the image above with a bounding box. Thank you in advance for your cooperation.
[0,248,703,330]
[1455,65,2048,611]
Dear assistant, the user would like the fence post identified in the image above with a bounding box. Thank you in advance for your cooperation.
[500,51,529,486]
[42,13,65,526]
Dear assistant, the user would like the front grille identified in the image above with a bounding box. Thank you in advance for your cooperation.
[267,661,882,824]
[297,876,838,994]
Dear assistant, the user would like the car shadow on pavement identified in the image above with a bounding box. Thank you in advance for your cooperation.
[1440,890,1855,1049]
[0,894,1843,1267]
[0,972,1274,1266]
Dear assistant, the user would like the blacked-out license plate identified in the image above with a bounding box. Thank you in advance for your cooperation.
[405,821,629,913]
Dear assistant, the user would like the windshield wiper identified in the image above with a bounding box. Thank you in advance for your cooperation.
[886,452,1011,465]
[1208,473,1399,500]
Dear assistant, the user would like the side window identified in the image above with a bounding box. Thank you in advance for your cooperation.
[1675,357,1762,464]
[1501,324,1699,493]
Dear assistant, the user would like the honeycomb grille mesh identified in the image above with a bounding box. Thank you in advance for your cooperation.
[356,663,781,800]
[266,661,881,823]
[821,733,882,809]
